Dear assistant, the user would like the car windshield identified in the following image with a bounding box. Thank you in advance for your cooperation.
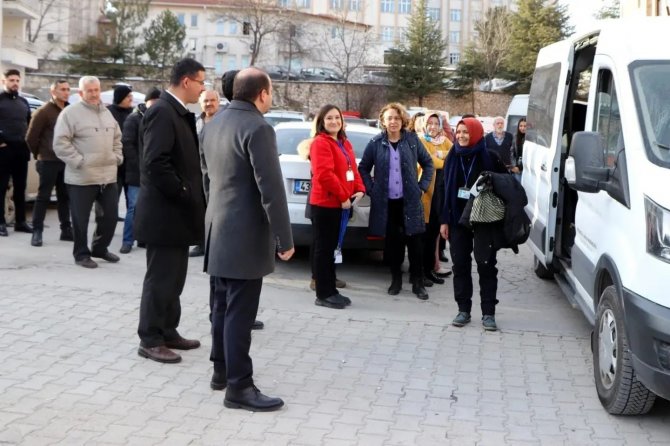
[631,61,670,168]
[275,127,374,158]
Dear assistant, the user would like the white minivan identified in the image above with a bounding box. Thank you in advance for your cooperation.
[523,18,670,415]
[505,94,528,135]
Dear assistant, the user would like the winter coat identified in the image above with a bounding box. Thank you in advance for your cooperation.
[309,133,365,208]
[485,131,514,168]
[0,91,30,159]
[459,171,530,263]
[53,101,123,185]
[26,100,67,161]
[121,104,146,186]
[358,130,434,237]
[418,136,450,223]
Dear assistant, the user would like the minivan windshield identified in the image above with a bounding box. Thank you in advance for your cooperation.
[631,61,670,168]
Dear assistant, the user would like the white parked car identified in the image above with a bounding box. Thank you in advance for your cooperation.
[275,121,383,249]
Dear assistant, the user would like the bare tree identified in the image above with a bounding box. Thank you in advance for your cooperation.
[215,0,294,66]
[321,3,375,109]
[471,6,513,88]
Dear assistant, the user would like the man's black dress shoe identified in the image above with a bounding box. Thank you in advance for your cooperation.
[412,280,429,300]
[224,385,284,412]
[91,251,120,263]
[60,227,74,241]
[252,320,264,330]
[434,269,453,278]
[425,271,445,284]
[14,222,33,233]
[336,293,352,306]
[211,370,227,390]
[137,345,181,363]
[31,230,43,247]
[75,257,98,269]
[0,224,7,237]
[165,336,200,350]
[315,295,345,309]
[388,275,402,295]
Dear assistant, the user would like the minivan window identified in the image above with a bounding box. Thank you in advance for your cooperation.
[526,63,561,147]
[594,69,622,168]
[630,61,670,168]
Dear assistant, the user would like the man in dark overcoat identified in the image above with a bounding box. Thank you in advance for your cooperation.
[201,68,294,412]
[134,58,207,363]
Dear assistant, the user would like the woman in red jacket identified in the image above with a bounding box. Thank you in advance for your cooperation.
[309,104,365,309]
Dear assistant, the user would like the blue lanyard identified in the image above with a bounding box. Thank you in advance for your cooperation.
[337,209,350,250]
[460,156,476,185]
[337,141,352,168]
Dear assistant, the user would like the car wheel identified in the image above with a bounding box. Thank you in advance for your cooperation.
[593,285,656,415]
[533,256,553,280]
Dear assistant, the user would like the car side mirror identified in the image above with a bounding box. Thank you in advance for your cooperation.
[567,131,610,193]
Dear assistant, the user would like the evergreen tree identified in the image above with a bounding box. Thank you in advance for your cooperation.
[104,0,150,64]
[508,0,572,87]
[143,11,186,81]
[61,36,127,78]
[595,0,620,19]
[386,0,447,106]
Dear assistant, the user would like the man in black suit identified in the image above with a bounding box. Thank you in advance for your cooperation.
[201,68,294,411]
[135,58,207,363]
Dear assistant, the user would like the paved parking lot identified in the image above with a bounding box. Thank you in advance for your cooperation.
[0,209,669,445]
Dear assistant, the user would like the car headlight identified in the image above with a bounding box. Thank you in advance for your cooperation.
[645,196,670,263]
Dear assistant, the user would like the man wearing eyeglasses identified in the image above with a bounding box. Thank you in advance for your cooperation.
[134,58,207,364]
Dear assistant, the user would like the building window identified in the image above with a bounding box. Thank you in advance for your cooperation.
[216,19,225,35]
[190,14,198,27]
[241,55,250,67]
[381,26,394,42]
[296,0,310,6]
[214,54,223,74]
[330,0,342,9]
[187,38,197,51]
[399,27,409,42]
[349,0,360,10]
[228,55,237,71]
[450,9,461,22]
[398,0,410,14]
[177,13,185,25]
[278,0,289,6]
[230,21,238,34]
[449,52,460,64]
[449,31,460,44]
[243,22,250,35]
[427,7,440,21]
[380,0,394,13]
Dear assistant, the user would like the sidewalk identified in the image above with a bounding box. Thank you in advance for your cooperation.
[0,214,668,445]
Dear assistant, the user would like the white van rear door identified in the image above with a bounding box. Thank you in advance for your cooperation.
[523,40,574,264]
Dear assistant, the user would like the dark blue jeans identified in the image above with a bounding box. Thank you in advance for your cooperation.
[122,185,139,245]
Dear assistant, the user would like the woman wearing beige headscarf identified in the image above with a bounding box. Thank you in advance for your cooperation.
[418,111,453,284]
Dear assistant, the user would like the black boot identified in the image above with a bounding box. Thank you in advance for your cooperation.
[388,274,402,295]
[60,226,74,241]
[411,278,429,300]
[31,230,43,247]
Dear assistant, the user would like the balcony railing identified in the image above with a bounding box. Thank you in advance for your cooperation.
[2,37,37,54]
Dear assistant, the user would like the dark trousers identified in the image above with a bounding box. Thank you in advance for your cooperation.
[422,214,441,274]
[449,224,499,315]
[311,205,342,299]
[32,160,71,231]
[385,198,423,280]
[210,276,262,390]
[0,149,28,225]
[67,183,118,261]
[138,244,189,347]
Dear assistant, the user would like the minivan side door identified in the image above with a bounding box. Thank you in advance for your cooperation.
[523,41,574,265]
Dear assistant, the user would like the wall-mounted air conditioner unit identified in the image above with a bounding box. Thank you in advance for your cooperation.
[216,42,229,53]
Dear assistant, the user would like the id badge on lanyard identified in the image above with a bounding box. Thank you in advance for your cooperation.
[459,157,476,200]
[346,169,354,181]
[338,141,354,182]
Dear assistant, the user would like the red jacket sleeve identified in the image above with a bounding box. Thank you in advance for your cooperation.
[310,136,350,202]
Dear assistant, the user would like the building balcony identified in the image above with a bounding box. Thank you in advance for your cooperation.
[2,0,40,20]
[1,37,39,69]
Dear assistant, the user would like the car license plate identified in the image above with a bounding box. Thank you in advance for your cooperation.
[293,180,311,194]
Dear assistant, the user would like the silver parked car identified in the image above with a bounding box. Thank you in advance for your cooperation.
[275,121,382,249]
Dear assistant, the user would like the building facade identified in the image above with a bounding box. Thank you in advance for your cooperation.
[621,0,669,16]
[1,0,40,75]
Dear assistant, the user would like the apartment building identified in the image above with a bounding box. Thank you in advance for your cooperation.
[1,0,40,75]
[621,0,669,16]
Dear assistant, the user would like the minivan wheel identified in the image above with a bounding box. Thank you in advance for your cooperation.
[533,256,553,280]
[593,285,656,415]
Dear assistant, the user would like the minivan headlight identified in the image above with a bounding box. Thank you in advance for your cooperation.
[645,196,670,263]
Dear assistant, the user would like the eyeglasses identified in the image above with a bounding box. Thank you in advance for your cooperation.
[188,77,206,86]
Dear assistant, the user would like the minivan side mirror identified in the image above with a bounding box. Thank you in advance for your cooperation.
[566,131,610,193]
